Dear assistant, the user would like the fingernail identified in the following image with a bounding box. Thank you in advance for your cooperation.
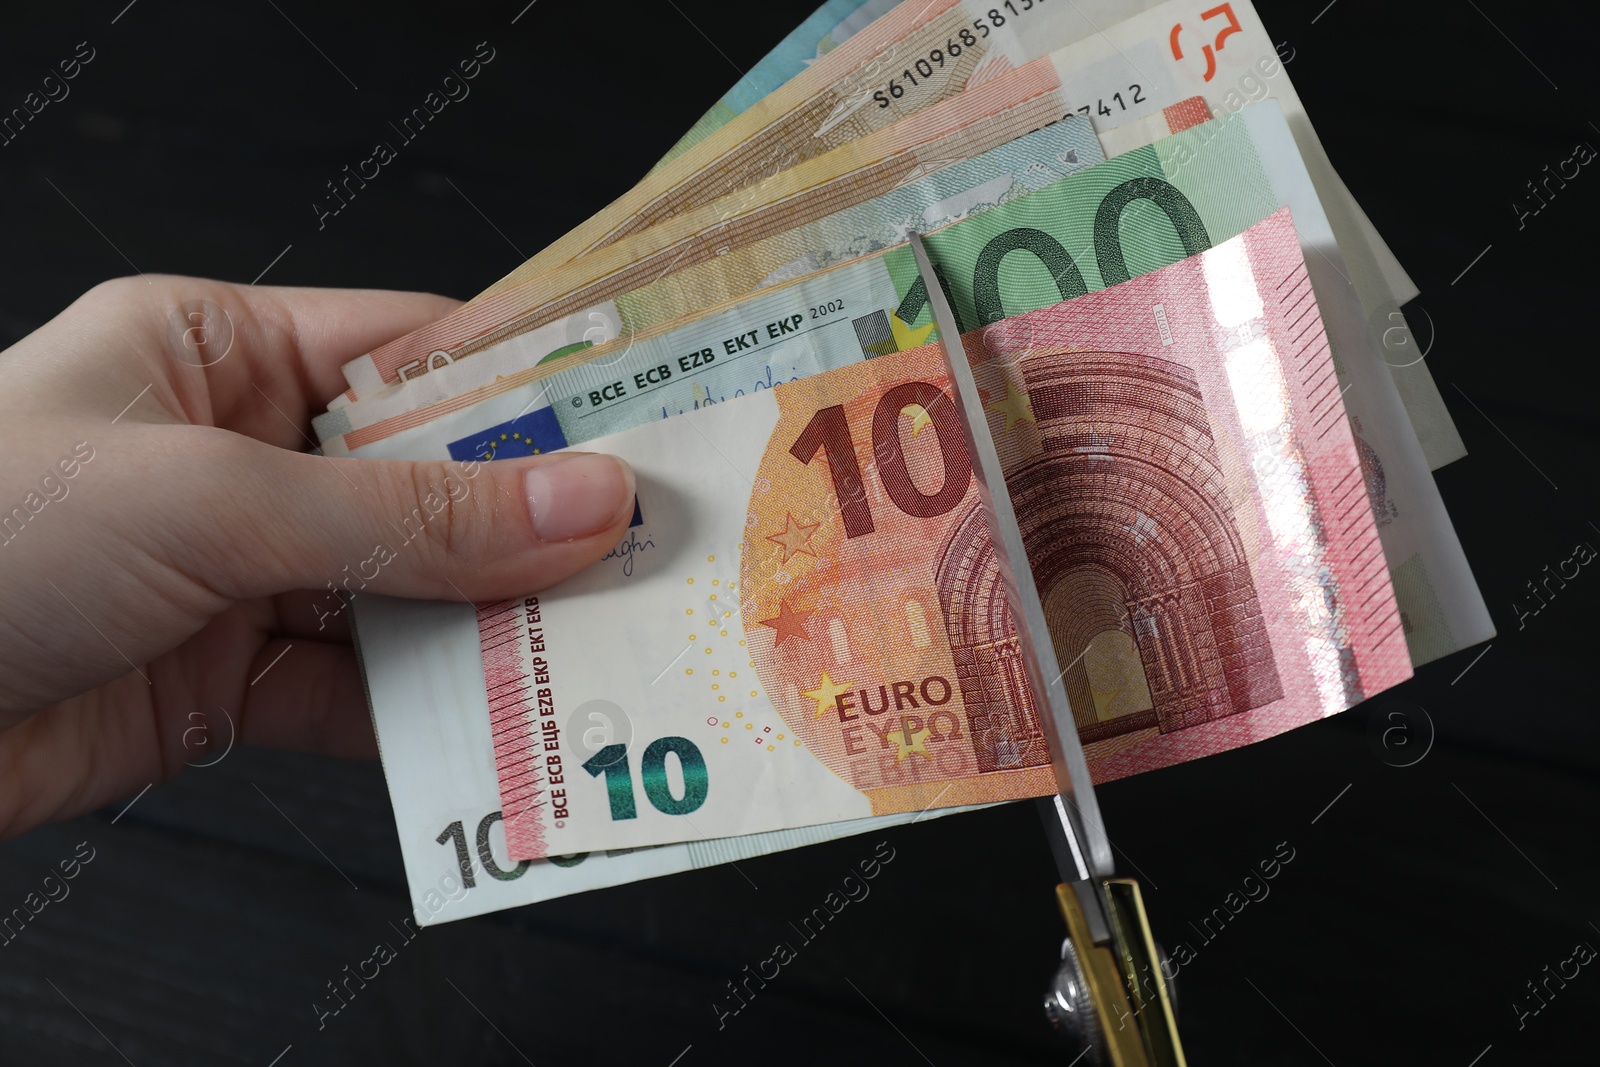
[523,453,635,543]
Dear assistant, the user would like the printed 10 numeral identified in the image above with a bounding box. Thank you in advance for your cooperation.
[790,382,973,539]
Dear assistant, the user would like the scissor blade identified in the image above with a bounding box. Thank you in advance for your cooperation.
[908,233,1112,883]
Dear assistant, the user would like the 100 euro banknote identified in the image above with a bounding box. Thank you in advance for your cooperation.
[460,210,1412,860]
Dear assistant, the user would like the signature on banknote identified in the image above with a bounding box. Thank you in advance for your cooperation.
[603,529,657,578]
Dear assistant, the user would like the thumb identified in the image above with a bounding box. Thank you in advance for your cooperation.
[197,441,636,604]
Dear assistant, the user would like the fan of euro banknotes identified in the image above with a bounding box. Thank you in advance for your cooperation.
[319,0,1494,925]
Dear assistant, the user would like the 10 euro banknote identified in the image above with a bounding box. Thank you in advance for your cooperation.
[466,210,1412,860]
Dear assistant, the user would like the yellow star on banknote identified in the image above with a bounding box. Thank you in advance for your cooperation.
[986,381,1036,432]
[889,311,936,351]
[765,512,820,563]
[886,722,933,762]
[801,673,854,720]
[1091,680,1126,711]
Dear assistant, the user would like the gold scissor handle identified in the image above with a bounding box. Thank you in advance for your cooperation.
[1048,879,1185,1067]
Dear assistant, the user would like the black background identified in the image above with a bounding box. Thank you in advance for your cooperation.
[2,1,1598,1064]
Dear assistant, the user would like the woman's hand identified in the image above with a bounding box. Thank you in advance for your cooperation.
[0,276,635,835]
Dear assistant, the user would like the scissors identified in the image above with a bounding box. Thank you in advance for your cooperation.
[910,233,1186,1067]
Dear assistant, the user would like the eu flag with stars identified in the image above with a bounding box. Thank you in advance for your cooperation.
[447,406,568,463]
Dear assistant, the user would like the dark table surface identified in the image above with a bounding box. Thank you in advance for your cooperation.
[2,1,1598,1064]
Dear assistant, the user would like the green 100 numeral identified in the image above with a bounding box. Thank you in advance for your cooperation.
[582,736,710,820]
[895,177,1211,331]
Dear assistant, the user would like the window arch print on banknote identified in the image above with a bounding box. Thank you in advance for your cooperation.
[936,349,1283,768]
